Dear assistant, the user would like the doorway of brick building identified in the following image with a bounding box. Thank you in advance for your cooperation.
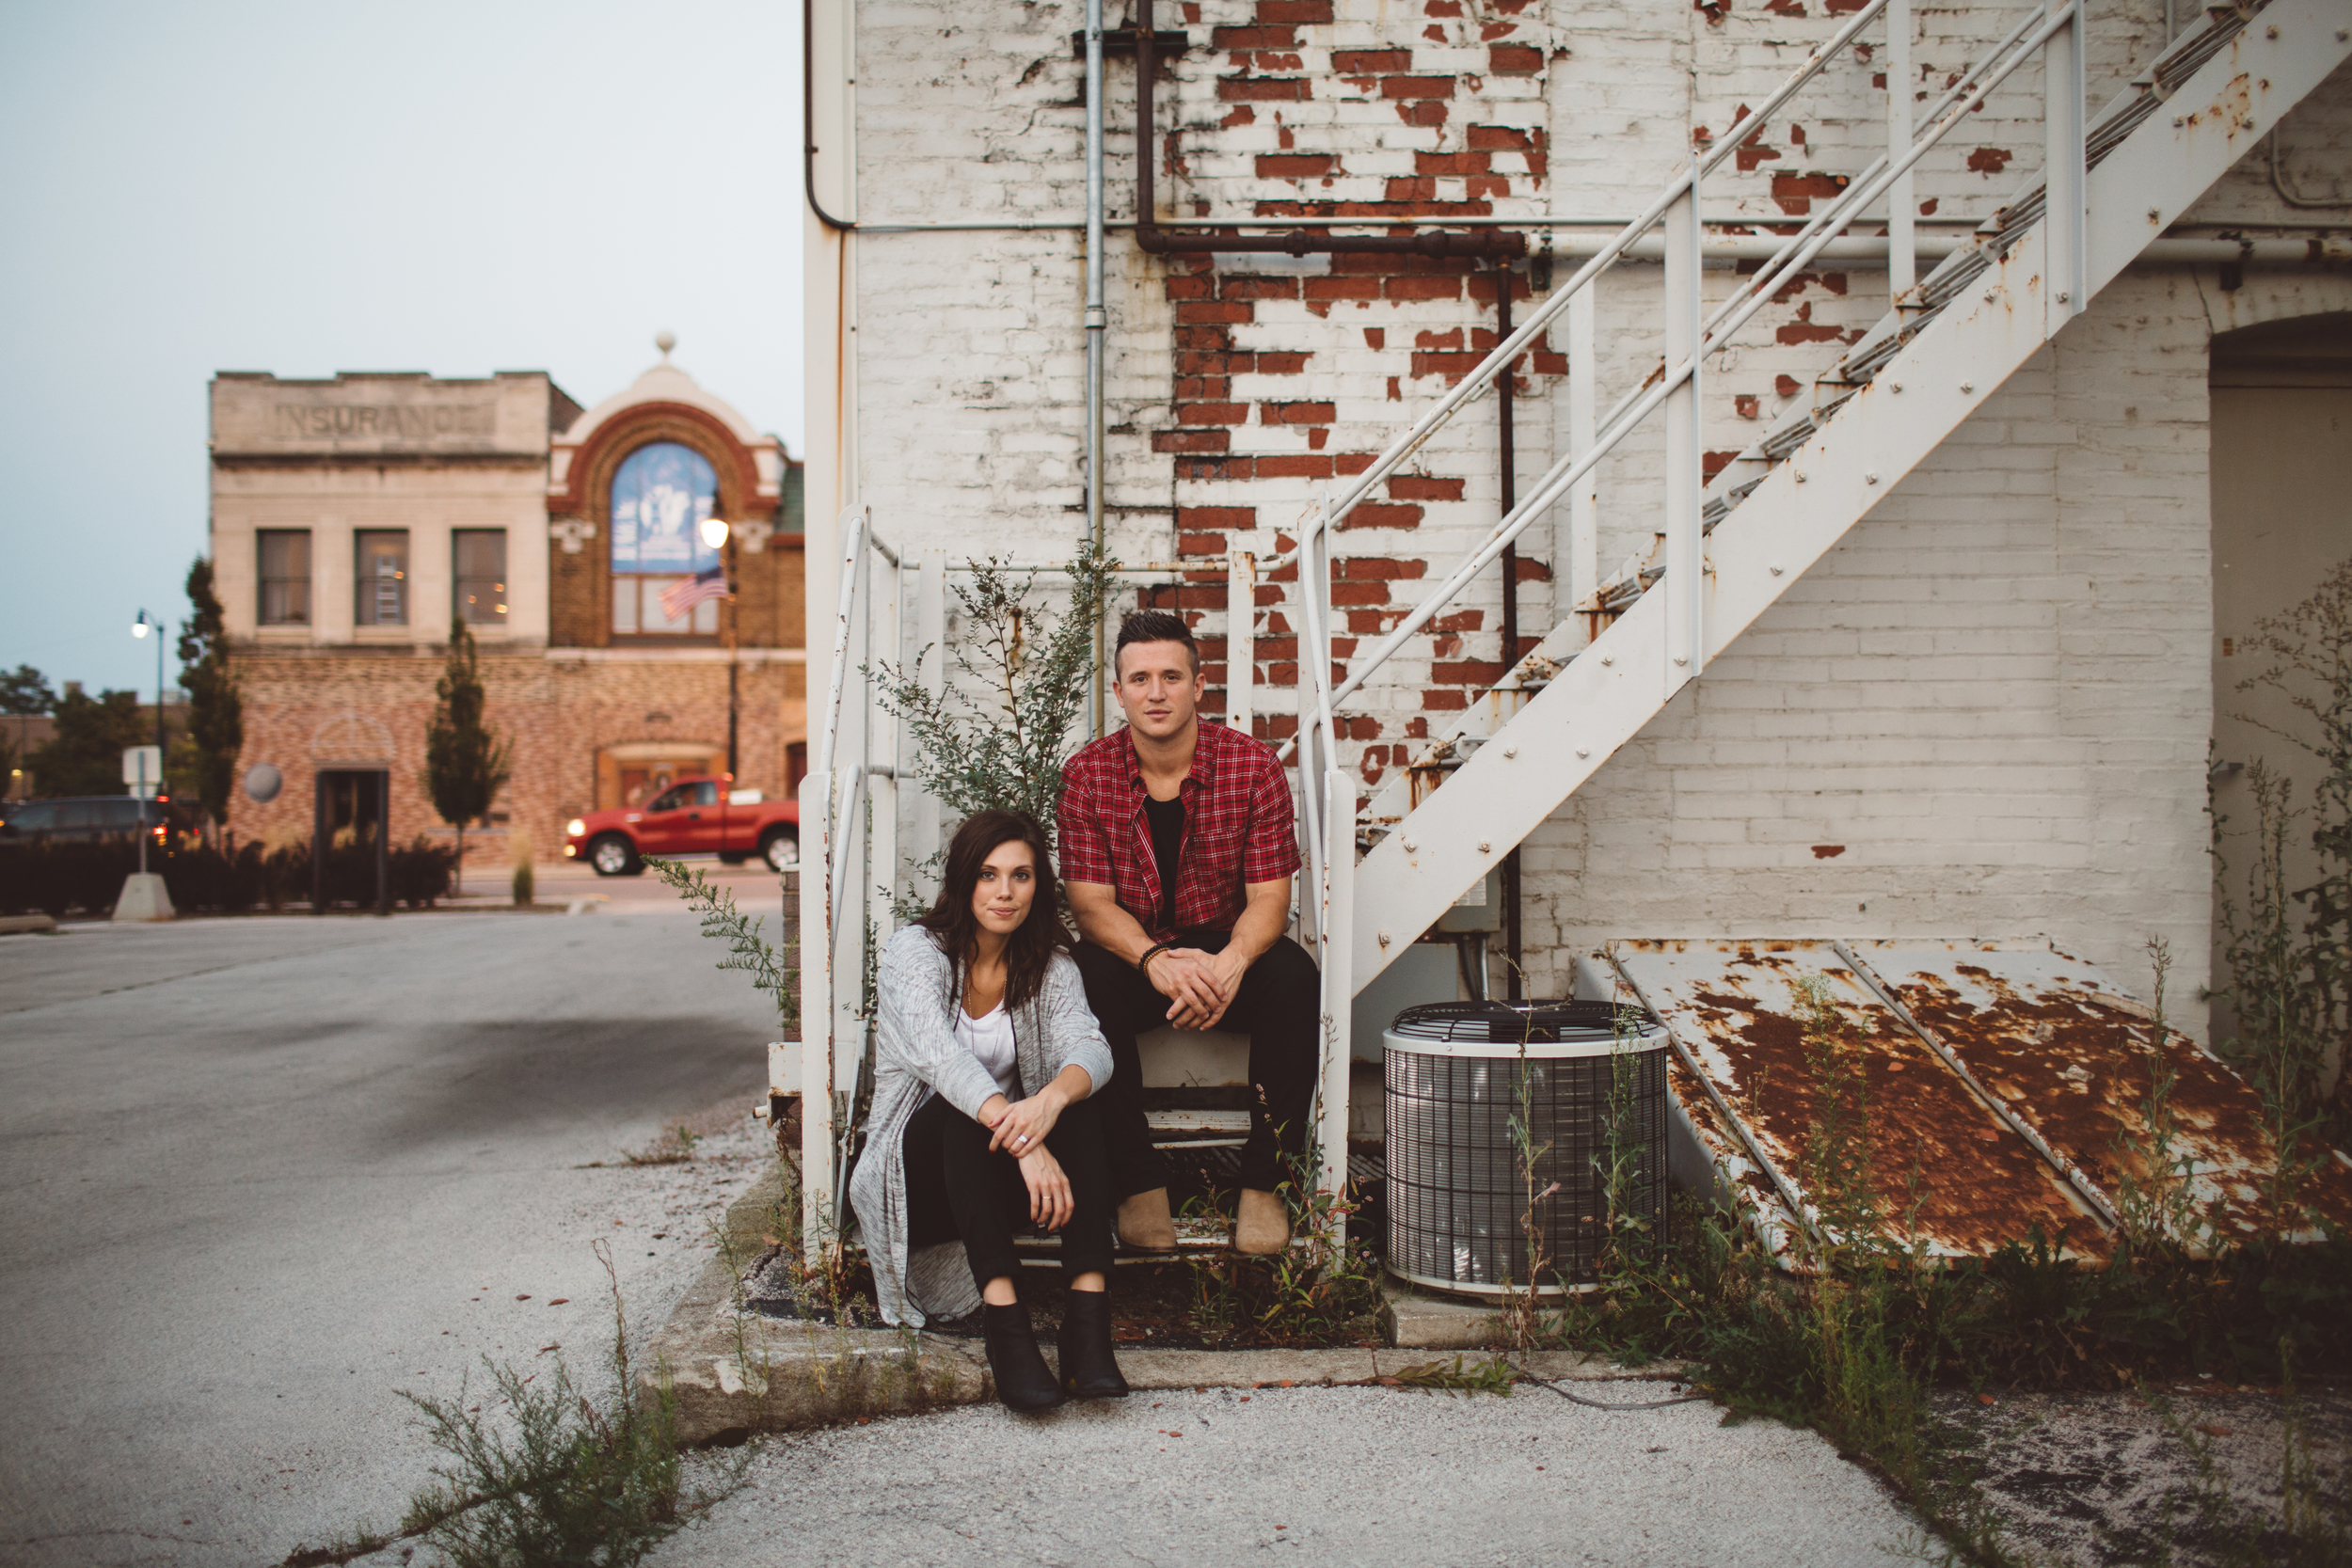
[311,768,390,913]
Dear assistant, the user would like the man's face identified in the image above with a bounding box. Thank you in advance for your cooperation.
[1114,640,1204,743]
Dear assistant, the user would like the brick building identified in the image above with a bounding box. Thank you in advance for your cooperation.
[213,345,805,868]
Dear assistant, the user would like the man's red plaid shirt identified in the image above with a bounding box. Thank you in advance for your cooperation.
[1057,720,1300,939]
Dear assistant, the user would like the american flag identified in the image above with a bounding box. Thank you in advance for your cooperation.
[659,566,730,622]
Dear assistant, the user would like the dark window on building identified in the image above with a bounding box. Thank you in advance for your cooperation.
[259,531,312,626]
[356,531,408,626]
[453,530,508,626]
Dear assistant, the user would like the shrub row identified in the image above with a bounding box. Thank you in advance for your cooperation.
[0,835,456,917]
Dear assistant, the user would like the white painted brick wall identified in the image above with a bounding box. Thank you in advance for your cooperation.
[825,0,2352,1029]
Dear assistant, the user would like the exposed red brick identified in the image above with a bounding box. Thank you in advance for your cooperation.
[1163,275,1214,300]
[1262,401,1336,424]
[1416,325,1466,349]
[1173,377,1229,401]
[1307,428,1329,450]
[1334,452,1375,475]
[1221,104,1257,127]
[1222,275,1301,300]
[1384,176,1438,201]
[1338,556,1428,580]
[1430,609,1484,633]
[1966,147,2014,175]
[1774,302,1844,346]
[1736,139,1781,171]
[1395,100,1451,127]
[1382,75,1455,99]
[1329,582,1393,607]
[1152,429,1231,453]
[1481,20,1518,40]
[1174,455,1248,481]
[1256,153,1335,179]
[1174,327,1233,351]
[1434,659,1506,684]
[1468,123,1534,150]
[1362,327,1386,349]
[1488,43,1542,73]
[1256,351,1311,374]
[1176,301,1253,325]
[1256,0,1333,22]
[1422,689,1469,710]
[1256,51,1306,71]
[1425,0,1463,14]
[1772,171,1849,200]
[1345,715,1383,741]
[1387,474,1464,501]
[1177,533,1227,556]
[1176,403,1250,425]
[1211,24,1297,47]
[1331,47,1412,71]
[1258,453,1336,479]
[1415,150,1491,175]
[1734,393,1760,420]
[1178,506,1255,531]
[1304,276,1382,302]
[1339,503,1423,531]
[1702,450,1740,481]
[1465,175,1510,200]
[1387,275,1463,301]
[1775,374,1801,398]
[1218,77,1311,101]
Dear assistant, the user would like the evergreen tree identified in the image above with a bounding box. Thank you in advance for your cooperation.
[27,689,148,796]
[422,619,512,895]
[177,558,245,832]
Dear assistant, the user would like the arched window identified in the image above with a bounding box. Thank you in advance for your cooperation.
[610,441,721,635]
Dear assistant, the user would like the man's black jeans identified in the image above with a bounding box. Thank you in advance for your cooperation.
[901,1093,1115,1294]
[1072,931,1321,1196]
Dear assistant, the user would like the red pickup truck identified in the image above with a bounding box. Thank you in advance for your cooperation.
[564,775,800,876]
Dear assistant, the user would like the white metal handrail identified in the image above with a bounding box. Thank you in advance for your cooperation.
[1299,0,2089,740]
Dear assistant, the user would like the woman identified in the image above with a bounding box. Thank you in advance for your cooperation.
[849,808,1129,1413]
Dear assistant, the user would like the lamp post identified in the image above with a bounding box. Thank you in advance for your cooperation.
[127,610,168,891]
[699,516,741,779]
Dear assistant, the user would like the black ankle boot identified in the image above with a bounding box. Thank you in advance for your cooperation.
[982,1301,1065,1413]
[1056,1288,1130,1400]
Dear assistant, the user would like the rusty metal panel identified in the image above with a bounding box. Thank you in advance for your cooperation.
[1845,942,2352,1248]
[1665,1049,1802,1266]
[1613,940,2112,1262]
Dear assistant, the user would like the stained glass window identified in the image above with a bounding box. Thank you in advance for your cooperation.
[610,442,719,576]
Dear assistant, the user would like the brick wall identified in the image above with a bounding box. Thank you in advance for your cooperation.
[233,650,807,869]
[832,0,2352,1018]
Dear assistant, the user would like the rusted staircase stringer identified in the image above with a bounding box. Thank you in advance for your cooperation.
[1347,3,2352,993]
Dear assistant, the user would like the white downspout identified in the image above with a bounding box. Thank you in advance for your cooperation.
[1085,0,1108,737]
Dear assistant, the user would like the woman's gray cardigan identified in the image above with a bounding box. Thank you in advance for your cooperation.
[847,925,1116,1328]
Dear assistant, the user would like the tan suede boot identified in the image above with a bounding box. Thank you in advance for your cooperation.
[1116,1187,1177,1252]
[1233,1188,1292,1255]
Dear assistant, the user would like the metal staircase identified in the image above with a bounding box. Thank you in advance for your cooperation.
[1281,0,2352,1198]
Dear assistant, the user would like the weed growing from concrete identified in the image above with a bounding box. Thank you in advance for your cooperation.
[283,1243,739,1568]
[624,1125,703,1167]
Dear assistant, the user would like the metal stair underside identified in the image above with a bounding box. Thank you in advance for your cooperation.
[1348,0,2351,992]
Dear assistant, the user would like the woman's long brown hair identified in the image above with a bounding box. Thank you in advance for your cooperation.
[914,809,1070,1011]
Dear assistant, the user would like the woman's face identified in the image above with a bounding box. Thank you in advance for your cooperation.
[970,839,1038,939]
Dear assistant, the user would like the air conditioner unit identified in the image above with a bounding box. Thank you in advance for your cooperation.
[1384,1000,1670,1297]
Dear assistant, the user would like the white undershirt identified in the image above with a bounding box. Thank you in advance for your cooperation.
[954,1000,1019,1097]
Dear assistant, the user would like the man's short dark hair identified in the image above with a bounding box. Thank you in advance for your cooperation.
[1115,610,1199,676]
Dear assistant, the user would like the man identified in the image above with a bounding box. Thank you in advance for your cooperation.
[1058,610,1320,1256]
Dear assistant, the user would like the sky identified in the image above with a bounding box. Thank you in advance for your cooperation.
[0,0,804,702]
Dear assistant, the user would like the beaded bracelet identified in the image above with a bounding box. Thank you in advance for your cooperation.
[1136,941,1178,975]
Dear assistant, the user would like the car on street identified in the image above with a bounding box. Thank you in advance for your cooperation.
[0,795,190,848]
[563,775,800,876]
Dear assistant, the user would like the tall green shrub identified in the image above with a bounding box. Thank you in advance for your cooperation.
[177,558,244,833]
[422,619,512,896]
[26,688,147,797]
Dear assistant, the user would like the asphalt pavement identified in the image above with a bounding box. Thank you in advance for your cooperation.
[0,870,789,1568]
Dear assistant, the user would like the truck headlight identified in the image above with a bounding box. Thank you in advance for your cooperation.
[565,818,585,837]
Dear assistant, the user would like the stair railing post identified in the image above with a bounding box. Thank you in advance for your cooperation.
[2044,0,2086,334]
[909,548,946,886]
[1886,0,1915,298]
[1292,502,1330,952]
[1316,765,1354,1229]
[798,768,834,1268]
[1662,166,1704,692]
[1227,549,1256,738]
[1564,284,1598,646]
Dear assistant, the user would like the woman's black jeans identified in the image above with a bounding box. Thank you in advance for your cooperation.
[901,1091,1115,1295]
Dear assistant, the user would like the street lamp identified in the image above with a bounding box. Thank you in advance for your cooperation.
[698,517,741,780]
[129,610,168,878]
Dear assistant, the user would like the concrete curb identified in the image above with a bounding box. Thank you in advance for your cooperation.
[640,1164,1692,1446]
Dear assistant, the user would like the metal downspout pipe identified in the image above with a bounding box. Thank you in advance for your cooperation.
[1086,0,1107,737]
